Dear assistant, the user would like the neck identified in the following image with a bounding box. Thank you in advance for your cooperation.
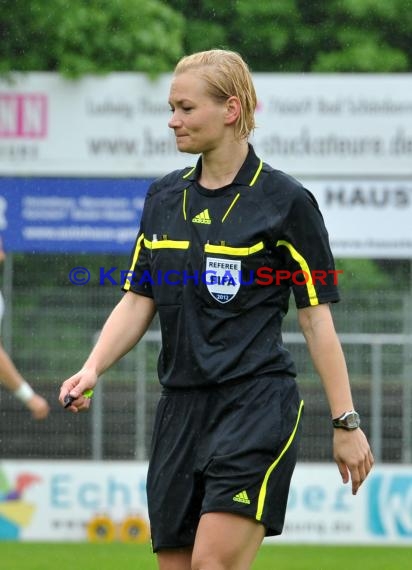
[199,140,249,189]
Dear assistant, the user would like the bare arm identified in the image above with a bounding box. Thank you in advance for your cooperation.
[0,244,48,416]
[298,303,374,494]
[0,241,49,419]
[0,344,50,420]
[59,291,156,411]
[0,237,6,263]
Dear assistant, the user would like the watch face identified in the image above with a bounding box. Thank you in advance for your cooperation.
[346,412,359,428]
[333,411,360,430]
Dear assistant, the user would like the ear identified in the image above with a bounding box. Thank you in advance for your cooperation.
[224,96,241,126]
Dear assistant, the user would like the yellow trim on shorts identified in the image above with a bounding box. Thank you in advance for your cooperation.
[256,399,304,521]
[276,240,319,306]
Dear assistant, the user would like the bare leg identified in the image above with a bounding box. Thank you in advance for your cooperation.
[157,546,192,570]
[192,512,266,570]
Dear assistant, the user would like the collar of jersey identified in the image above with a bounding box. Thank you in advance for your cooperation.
[182,143,263,188]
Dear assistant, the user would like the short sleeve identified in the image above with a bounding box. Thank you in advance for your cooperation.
[122,193,153,298]
[277,187,340,308]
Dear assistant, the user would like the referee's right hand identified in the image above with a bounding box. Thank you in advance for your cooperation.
[59,368,97,413]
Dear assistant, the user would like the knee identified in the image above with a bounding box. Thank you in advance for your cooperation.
[191,553,228,570]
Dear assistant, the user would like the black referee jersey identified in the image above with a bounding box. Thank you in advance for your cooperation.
[123,144,339,388]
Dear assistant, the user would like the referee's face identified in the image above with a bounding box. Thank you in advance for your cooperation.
[168,71,228,155]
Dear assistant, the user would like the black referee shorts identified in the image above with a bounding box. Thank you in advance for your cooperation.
[147,375,303,552]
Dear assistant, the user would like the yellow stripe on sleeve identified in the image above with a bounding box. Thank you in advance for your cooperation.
[123,233,145,291]
[276,240,319,306]
[256,399,304,521]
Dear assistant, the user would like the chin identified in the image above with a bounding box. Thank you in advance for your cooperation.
[176,141,199,155]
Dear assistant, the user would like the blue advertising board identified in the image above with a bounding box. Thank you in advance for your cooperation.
[0,178,152,253]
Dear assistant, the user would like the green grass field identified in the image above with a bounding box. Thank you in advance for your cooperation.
[0,543,411,570]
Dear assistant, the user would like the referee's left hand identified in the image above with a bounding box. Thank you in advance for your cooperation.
[333,428,374,495]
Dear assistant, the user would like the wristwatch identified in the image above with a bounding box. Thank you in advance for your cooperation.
[332,410,361,430]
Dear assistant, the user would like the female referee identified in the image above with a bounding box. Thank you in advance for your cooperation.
[59,49,373,570]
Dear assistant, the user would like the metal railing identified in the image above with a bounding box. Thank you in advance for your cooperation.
[84,330,412,464]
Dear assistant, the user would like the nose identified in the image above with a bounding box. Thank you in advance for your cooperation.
[168,110,181,129]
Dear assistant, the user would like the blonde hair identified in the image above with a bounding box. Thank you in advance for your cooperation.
[174,49,256,140]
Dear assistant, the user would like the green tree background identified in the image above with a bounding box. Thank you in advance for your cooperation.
[0,0,184,76]
[1,0,412,75]
[1,0,411,289]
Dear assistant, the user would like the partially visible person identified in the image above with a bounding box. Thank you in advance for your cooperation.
[0,238,49,420]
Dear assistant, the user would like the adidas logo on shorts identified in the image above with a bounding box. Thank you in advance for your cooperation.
[233,490,251,505]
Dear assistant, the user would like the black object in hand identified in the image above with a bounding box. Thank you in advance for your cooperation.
[64,394,76,408]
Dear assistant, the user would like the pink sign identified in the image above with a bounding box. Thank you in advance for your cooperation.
[0,94,47,138]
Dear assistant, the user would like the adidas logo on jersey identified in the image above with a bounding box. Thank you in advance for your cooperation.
[192,208,211,224]
[233,490,251,505]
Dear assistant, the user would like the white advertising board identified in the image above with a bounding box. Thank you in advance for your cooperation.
[1,73,412,258]
[0,73,411,177]
[304,179,412,258]
[0,461,148,541]
[1,461,411,545]
[277,463,412,545]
